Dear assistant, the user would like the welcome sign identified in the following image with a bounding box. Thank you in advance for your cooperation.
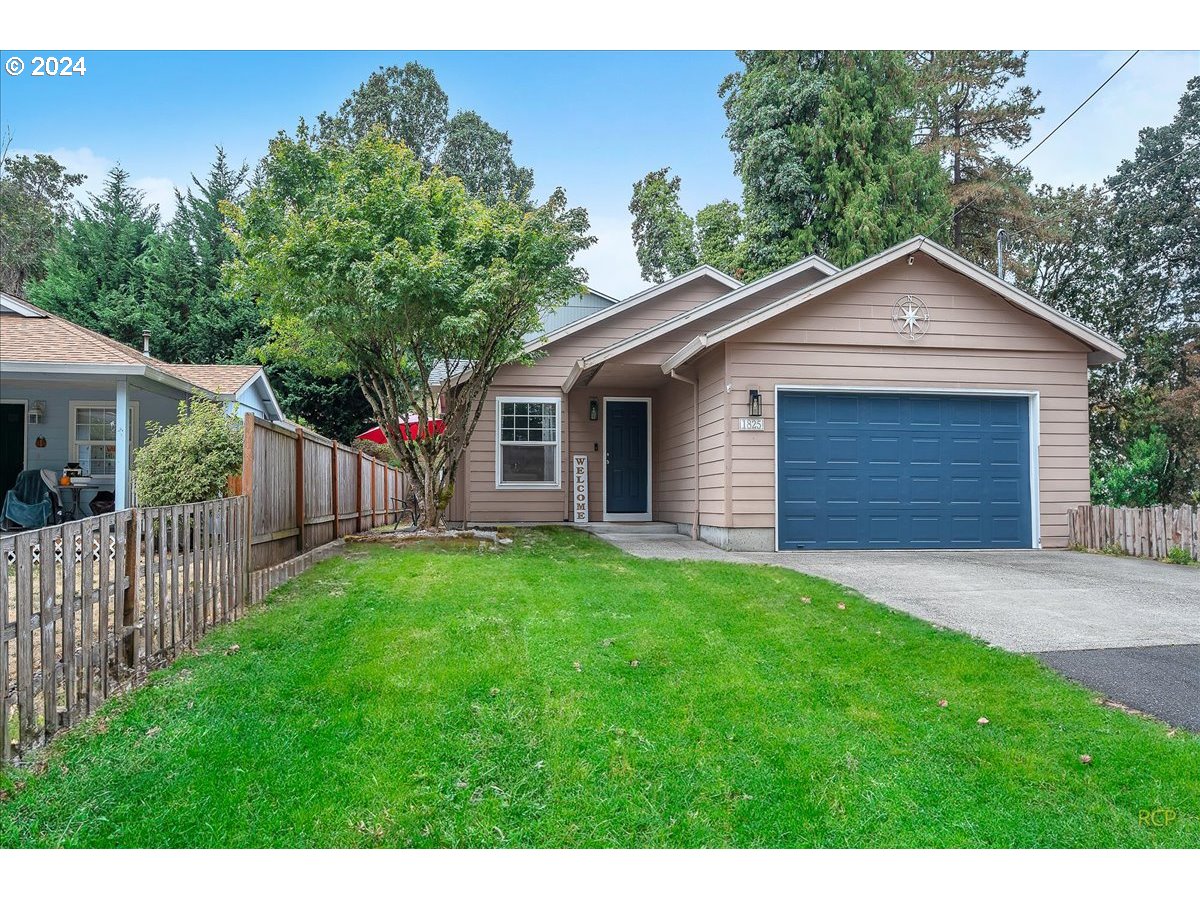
[572,454,589,523]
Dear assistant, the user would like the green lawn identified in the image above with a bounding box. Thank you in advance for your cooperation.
[2,528,1197,848]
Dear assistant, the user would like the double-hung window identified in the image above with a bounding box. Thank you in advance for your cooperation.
[69,402,137,479]
[496,397,560,488]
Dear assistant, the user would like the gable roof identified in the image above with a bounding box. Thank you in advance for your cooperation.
[432,265,742,388]
[0,292,285,414]
[525,265,741,354]
[661,236,1125,372]
[562,254,839,390]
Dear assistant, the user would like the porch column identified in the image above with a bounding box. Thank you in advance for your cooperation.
[114,377,129,509]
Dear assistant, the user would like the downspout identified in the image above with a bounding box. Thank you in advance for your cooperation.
[996,228,1007,279]
[669,368,700,540]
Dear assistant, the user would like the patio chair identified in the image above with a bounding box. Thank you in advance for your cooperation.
[0,469,58,530]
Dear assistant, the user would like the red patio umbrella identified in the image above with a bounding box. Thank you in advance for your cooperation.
[356,413,444,445]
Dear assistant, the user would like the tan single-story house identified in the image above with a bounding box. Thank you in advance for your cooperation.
[445,235,1124,551]
[0,292,285,514]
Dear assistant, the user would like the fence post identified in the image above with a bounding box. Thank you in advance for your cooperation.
[295,426,306,554]
[371,460,378,529]
[243,413,256,574]
[122,515,138,668]
[331,442,340,540]
[355,447,363,533]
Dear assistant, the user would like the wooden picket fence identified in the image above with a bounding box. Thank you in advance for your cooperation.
[1068,504,1199,561]
[1,498,246,762]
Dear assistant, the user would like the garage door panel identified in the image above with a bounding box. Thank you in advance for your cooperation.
[777,391,1033,549]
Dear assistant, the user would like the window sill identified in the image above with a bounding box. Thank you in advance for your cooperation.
[495,482,561,491]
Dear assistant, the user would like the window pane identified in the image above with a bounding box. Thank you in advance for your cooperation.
[500,401,557,443]
[500,444,555,483]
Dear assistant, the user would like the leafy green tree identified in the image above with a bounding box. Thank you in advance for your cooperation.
[225,130,593,528]
[266,360,375,444]
[721,51,950,274]
[908,51,1043,264]
[629,167,697,282]
[1017,78,1200,502]
[1091,430,1171,507]
[316,62,533,207]
[694,200,748,279]
[317,62,449,164]
[26,166,163,347]
[440,111,534,206]
[0,145,85,294]
[133,399,243,507]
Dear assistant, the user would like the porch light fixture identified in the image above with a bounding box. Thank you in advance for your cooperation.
[589,398,599,421]
[28,400,45,424]
[748,389,762,417]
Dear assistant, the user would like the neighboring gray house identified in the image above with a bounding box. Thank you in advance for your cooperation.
[533,287,619,336]
[0,292,284,513]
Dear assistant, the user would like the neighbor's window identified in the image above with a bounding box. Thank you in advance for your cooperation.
[72,406,119,476]
[497,398,560,487]
[70,403,136,478]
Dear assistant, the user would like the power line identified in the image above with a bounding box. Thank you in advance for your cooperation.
[931,50,1142,241]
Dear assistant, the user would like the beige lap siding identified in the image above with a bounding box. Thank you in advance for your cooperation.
[715,255,1092,548]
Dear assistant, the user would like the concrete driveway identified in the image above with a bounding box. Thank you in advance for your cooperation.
[588,526,1200,729]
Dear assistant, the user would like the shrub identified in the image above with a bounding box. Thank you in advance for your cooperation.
[134,399,242,507]
[1090,429,1171,506]
[1166,546,1194,565]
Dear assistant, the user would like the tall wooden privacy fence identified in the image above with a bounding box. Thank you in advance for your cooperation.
[1,498,245,762]
[243,415,407,573]
[1068,504,1198,561]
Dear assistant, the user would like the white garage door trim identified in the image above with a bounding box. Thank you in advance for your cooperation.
[772,385,1041,552]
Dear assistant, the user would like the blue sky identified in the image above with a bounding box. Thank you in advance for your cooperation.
[2,50,1196,296]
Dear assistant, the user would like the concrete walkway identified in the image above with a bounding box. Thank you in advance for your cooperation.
[588,527,1200,730]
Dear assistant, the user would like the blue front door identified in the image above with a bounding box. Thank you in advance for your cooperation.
[606,401,649,515]
[777,391,1033,549]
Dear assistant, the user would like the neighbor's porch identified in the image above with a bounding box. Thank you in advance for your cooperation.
[0,372,190,515]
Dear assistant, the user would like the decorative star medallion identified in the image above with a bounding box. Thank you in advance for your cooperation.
[892,295,930,341]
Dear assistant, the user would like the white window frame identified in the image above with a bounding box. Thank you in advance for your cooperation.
[68,400,139,482]
[495,396,562,490]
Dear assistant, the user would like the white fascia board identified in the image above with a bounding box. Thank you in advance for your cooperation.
[577,254,841,371]
[668,236,1126,369]
[0,293,47,317]
[0,360,219,398]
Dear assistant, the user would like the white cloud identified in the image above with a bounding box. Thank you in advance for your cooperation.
[11,145,180,219]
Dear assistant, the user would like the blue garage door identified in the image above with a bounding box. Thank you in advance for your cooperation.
[777,391,1033,550]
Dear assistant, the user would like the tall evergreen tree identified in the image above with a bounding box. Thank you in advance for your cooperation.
[721,51,950,274]
[26,167,163,348]
[694,200,748,279]
[908,50,1044,265]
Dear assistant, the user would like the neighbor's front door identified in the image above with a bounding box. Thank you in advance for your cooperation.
[0,403,25,496]
[605,400,649,518]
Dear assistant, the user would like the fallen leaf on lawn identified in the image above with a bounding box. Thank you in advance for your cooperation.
[630,659,639,668]
[977,717,989,726]
[145,726,161,738]
[837,603,846,610]
[573,660,582,672]
[800,596,812,604]
[938,699,949,708]
[0,790,8,802]
[1080,754,1092,765]
[489,687,500,696]
[455,780,468,789]
[224,644,240,655]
